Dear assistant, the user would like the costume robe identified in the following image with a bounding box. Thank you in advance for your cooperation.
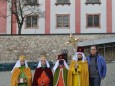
[10,67,32,86]
[67,60,89,86]
[53,67,68,86]
[32,67,53,86]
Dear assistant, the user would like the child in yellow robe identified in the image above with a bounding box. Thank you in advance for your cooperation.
[68,46,89,86]
[10,55,32,86]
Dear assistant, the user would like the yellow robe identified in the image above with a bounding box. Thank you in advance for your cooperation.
[10,67,32,86]
[67,60,89,86]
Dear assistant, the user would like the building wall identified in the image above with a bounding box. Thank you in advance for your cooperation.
[20,0,45,34]
[81,0,107,33]
[0,34,115,62]
[50,0,75,34]
[6,1,11,34]
[112,0,115,32]
[0,0,115,34]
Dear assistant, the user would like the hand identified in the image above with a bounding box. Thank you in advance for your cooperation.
[17,79,20,84]
[75,64,78,69]
[23,78,27,83]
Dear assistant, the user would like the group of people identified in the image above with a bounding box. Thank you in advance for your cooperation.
[10,45,107,86]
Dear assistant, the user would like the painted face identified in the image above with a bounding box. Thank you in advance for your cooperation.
[20,59,25,66]
[41,59,46,66]
[59,60,64,65]
[58,60,64,68]
[90,46,97,55]
[77,53,82,58]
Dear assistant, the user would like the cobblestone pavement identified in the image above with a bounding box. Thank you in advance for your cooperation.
[0,62,115,86]
[101,62,115,86]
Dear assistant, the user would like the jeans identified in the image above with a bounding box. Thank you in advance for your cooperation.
[89,76,101,86]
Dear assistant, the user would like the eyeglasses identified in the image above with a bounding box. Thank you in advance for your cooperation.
[90,49,96,50]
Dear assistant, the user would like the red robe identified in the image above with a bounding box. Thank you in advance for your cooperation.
[32,67,53,86]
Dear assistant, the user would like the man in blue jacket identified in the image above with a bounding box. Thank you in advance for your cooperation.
[87,45,107,86]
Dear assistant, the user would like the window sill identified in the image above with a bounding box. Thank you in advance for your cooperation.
[24,3,40,6]
[56,27,70,29]
[25,26,38,29]
[86,26,101,28]
[55,3,71,6]
[85,2,101,5]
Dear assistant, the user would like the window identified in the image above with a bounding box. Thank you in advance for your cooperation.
[26,0,39,5]
[56,14,70,28]
[55,0,71,5]
[86,14,100,28]
[26,16,38,28]
[85,0,101,5]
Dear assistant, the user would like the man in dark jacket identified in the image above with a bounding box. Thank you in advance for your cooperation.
[87,45,107,86]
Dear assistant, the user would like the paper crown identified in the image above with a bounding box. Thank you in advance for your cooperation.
[19,55,26,60]
[77,46,84,53]
[58,54,64,60]
[41,55,46,60]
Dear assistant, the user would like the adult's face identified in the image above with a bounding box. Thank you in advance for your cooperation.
[20,59,25,66]
[90,46,97,55]
[41,59,46,66]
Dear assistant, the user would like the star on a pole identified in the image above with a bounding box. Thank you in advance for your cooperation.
[65,33,79,48]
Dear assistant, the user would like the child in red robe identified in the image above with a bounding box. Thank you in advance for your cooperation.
[32,55,53,86]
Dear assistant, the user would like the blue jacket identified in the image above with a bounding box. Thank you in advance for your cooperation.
[87,54,107,78]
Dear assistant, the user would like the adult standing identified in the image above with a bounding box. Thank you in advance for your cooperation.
[87,45,107,86]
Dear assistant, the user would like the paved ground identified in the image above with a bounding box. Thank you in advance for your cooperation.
[100,62,115,86]
[0,62,115,86]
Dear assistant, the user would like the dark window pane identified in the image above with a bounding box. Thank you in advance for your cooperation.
[31,0,37,4]
[26,0,37,4]
[87,0,99,3]
[63,15,69,27]
[57,0,63,3]
[57,15,69,27]
[26,0,31,4]
[26,0,30,2]
[63,19,68,24]
[94,15,99,27]
[93,0,99,3]
[57,24,63,27]
[57,19,63,23]
[57,16,63,27]
[88,15,93,27]
[57,0,69,3]
[32,16,37,27]
[63,23,69,27]
[26,16,31,27]
[63,15,68,20]
[87,0,93,3]
[57,16,62,20]
[64,0,69,3]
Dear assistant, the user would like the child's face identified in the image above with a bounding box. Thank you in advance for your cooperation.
[41,59,46,66]
[20,60,25,66]
[77,54,82,58]
[59,60,64,67]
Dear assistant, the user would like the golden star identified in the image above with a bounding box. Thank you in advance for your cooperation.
[65,33,79,48]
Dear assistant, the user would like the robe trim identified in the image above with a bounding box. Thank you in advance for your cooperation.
[62,69,65,86]
[78,72,80,86]
[76,65,80,86]
[55,69,65,86]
